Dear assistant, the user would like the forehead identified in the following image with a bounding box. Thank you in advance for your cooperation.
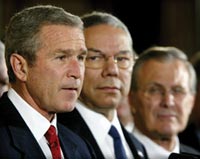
[39,24,85,47]
[84,24,132,54]
[138,59,190,86]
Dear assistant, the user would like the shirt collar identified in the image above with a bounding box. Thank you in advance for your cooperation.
[76,100,123,145]
[8,88,57,142]
[133,127,180,159]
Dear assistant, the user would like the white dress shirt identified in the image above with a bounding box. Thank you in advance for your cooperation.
[133,127,180,159]
[124,122,134,133]
[76,100,134,159]
[8,88,64,159]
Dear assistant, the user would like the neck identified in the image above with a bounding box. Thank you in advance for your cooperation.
[153,136,177,151]
[79,98,115,121]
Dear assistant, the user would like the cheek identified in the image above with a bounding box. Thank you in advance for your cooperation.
[120,71,132,90]
[84,69,100,82]
[82,70,98,90]
[79,66,85,81]
[140,101,153,115]
[138,97,157,120]
[143,94,160,106]
[179,99,194,119]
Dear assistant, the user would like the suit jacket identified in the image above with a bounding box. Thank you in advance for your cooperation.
[180,143,200,155]
[168,144,200,159]
[58,108,149,159]
[0,93,95,159]
[179,122,200,152]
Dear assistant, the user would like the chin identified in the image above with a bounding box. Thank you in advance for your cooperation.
[61,103,76,112]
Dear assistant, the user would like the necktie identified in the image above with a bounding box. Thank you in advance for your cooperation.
[45,125,62,159]
[109,125,127,159]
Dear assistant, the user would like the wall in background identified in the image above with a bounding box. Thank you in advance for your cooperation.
[0,0,199,57]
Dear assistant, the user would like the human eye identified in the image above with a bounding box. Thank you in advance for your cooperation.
[172,87,186,95]
[116,56,130,62]
[147,86,163,95]
[56,54,67,61]
[77,52,87,62]
[115,53,133,68]
[86,54,103,62]
[116,52,132,61]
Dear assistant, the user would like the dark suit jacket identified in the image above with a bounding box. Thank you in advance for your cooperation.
[0,93,95,159]
[58,108,149,159]
[180,143,200,155]
[168,144,200,159]
[179,122,200,152]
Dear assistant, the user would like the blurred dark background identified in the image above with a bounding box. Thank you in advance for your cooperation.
[0,0,200,58]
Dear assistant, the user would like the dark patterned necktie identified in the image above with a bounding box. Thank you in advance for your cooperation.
[109,125,127,159]
[45,125,62,159]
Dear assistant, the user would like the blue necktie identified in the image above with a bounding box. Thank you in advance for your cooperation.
[109,125,127,159]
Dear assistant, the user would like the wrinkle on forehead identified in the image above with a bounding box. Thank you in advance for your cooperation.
[39,25,85,48]
[139,60,190,88]
[84,24,132,55]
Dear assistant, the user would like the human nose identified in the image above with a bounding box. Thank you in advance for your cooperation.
[102,56,119,77]
[161,91,175,107]
[67,57,82,79]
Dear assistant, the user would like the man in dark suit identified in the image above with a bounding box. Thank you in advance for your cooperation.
[129,46,200,158]
[58,11,148,159]
[0,5,94,159]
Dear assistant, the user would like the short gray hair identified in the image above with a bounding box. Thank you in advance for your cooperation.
[81,11,136,56]
[5,5,83,83]
[131,46,197,94]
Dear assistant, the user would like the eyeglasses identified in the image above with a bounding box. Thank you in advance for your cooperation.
[141,85,189,100]
[85,49,134,69]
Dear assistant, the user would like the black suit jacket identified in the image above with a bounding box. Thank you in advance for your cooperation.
[58,108,149,159]
[179,122,200,152]
[168,144,200,159]
[0,93,95,159]
[180,143,200,155]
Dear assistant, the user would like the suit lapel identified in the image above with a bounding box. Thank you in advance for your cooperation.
[9,124,46,158]
[1,95,46,158]
[58,125,77,159]
[73,109,105,159]
[122,126,147,159]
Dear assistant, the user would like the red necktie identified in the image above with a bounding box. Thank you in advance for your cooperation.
[45,125,62,159]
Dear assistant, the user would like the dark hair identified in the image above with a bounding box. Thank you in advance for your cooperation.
[5,5,83,83]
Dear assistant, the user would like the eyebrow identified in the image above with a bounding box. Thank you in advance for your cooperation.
[87,48,132,55]
[54,48,87,55]
[88,48,102,53]
[146,82,163,88]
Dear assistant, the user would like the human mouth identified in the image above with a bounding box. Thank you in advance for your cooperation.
[62,87,78,92]
[157,111,176,119]
[98,86,120,93]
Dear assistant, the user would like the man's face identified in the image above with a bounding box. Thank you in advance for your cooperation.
[25,25,87,117]
[132,59,195,139]
[80,24,133,114]
[0,44,9,97]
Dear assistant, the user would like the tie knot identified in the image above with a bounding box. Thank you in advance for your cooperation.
[109,125,120,139]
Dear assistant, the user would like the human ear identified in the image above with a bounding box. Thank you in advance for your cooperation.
[10,53,28,82]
